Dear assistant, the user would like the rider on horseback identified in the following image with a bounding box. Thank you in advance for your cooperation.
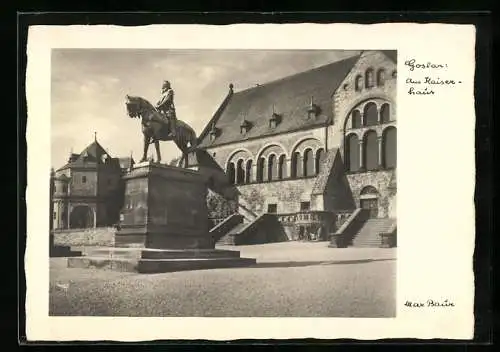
[155,80,177,137]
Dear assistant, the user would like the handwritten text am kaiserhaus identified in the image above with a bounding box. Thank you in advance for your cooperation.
[404,59,462,96]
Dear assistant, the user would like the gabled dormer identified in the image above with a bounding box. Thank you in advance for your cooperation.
[307,96,320,119]
[209,122,219,141]
[240,114,252,134]
[269,104,281,129]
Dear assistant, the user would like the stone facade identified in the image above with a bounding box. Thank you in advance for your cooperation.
[237,177,318,214]
[192,50,397,241]
[51,50,397,245]
[346,170,395,218]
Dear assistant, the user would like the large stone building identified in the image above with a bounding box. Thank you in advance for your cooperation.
[50,138,134,230]
[189,50,397,245]
[51,50,397,247]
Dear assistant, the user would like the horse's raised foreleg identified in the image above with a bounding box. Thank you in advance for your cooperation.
[154,140,161,163]
[140,134,150,162]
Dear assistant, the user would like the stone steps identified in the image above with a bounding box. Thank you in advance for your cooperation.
[67,246,256,273]
[351,218,395,248]
[83,247,242,259]
[67,256,256,274]
[216,222,248,245]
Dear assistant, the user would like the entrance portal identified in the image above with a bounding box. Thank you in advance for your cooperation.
[70,205,95,229]
[360,186,379,218]
[360,198,379,218]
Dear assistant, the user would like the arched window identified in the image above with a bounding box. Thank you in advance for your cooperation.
[315,148,325,174]
[364,130,378,171]
[345,134,359,172]
[278,154,287,179]
[377,69,386,86]
[365,68,375,88]
[245,160,253,183]
[303,148,314,177]
[256,157,265,182]
[227,162,236,184]
[291,152,301,178]
[267,154,276,181]
[352,110,362,128]
[364,102,378,126]
[383,127,397,169]
[361,185,378,195]
[236,159,245,184]
[355,75,363,91]
[380,103,390,123]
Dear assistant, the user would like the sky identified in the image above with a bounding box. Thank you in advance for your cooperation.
[51,49,360,168]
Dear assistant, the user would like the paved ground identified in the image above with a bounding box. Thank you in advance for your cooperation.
[50,242,396,317]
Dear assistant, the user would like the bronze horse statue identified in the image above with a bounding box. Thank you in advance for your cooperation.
[125,95,197,167]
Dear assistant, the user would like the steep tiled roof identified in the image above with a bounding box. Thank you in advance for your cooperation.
[197,54,361,148]
[56,140,118,171]
[75,140,109,163]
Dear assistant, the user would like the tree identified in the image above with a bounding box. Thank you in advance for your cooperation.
[206,190,237,220]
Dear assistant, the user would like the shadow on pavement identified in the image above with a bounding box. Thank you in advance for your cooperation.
[246,257,396,269]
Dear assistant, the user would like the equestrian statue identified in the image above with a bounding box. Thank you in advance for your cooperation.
[125,80,198,167]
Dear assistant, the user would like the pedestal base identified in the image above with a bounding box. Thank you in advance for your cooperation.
[67,163,257,273]
[49,233,82,257]
[67,247,256,273]
[50,246,82,257]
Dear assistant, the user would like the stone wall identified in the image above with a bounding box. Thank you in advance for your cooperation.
[236,177,317,215]
[70,169,98,196]
[330,50,397,151]
[53,227,115,247]
[97,166,122,198]
[346,169,395,218]
[388,194,397,218]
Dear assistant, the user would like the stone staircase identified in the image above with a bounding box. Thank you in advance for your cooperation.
[351,218,396,248]
[212,193,261,245]
[215,212,287,246]
[217,221,249,245]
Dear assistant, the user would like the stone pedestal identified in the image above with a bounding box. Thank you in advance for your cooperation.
[50,232,82,257]
[67,162,256,273]
[115,162,213,249]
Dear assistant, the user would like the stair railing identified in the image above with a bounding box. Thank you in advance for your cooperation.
[237,201,258,221]
[237,212,268,234]
[329,208,369,248]
[209,213,244,243]
[379,220,397,248]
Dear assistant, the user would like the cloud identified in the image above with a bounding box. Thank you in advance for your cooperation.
[51,49,359,168]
